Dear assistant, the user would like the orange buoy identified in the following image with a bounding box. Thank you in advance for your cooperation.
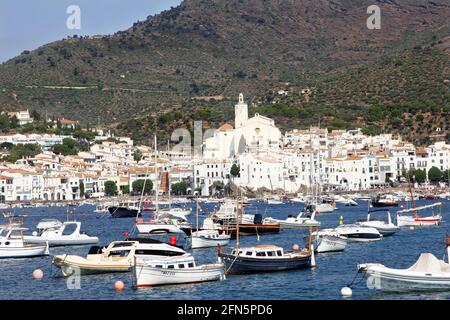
[114,281,125,291]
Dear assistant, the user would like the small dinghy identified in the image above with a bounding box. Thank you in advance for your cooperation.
[24,220,98,247]
[357,209,399,236]
[358,236,450,292]
[0,227,49,259]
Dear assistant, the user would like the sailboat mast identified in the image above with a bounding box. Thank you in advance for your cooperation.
[235,198,241,254]
[196,197,199,232]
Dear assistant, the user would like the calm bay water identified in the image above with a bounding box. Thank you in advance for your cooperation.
[1,199,449,300]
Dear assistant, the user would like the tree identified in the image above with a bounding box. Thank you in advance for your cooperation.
[230,164,240,178]
[31,110,41,121]
[104,181,117,196]
[410,169,426,184]
[210,181,225,196]
[132,179,153,195]
[121,185,130,194]
[171,181,188,195]
[441,170,450,183]
[52,137,82,155]
[2,143,42,163]
[428,167,443,184]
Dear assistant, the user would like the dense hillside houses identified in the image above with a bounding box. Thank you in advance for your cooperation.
[0,95,448,201]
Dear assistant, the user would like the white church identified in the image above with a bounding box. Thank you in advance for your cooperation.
[203,94,282,159]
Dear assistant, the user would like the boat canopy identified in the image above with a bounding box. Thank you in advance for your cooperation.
[407,253,450,273]
[397,202,442,214]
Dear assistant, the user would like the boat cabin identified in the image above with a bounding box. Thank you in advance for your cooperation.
[145,256,196,269]
[231,245,284,258]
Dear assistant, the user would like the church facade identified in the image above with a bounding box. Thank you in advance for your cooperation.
[203,94,282,159]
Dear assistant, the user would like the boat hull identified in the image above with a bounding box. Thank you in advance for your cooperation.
[223,224,280,238]
[108,207,141,218]
[191,236,229,249]
[218,252,311,274]
[53,255,133,276]
[360,265,450,292]
[314,236,347,253]
[24,236,99,247]
[136,223,183,234]
[134,263,225,287]
[0,245,48,259]
[397,215,442,227]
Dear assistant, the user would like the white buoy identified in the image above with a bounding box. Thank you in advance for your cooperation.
[33,269,44,280]
[409,226,415,231]
[341,286,352,297]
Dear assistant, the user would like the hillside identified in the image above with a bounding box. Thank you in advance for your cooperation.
[0,0,449,144]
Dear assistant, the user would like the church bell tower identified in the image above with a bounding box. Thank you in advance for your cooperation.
[234,93,248,129]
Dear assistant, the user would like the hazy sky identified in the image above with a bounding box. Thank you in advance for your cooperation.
[0,0,182,63]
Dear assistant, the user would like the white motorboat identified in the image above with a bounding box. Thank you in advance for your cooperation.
[358,209,399,236]
[24,220,98,247]
[134,254,225,287]
[191,230,230,249]
[310,230,347,253]
[264,196,283,205]
[135,213,191,235]
[158,207,192,218]
[190,198,230,249]
[358,237,450,292]
[264,210,320,228]
[0,227,49,258]
[328,224,382,242]
[396,202,443,227]
[304,202,335,214]
[53,238,188,276]
[290,196,305,203]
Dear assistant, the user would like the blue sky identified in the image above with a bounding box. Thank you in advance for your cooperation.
[0,0,182,63]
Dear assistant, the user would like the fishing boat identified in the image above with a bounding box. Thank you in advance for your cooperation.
[0,226,49,258]
[24,220,98,246]
[190,199,230,249]
[396,203,443,227]
[357,235,450,292]
[53,238,187,276]
[217,198,314,274]
[357,209,399,236]
[370,194,399,207]
[133,254,225,287]
[136,214,191,235]
[263,209,320,228]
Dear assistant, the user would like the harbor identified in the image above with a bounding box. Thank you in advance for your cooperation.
[0,196,448,300]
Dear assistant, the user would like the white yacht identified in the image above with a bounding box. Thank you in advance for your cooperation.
[24,220,99,247]
[357,209,399,236]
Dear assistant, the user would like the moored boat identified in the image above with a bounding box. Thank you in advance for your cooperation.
[0,227,49,259]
